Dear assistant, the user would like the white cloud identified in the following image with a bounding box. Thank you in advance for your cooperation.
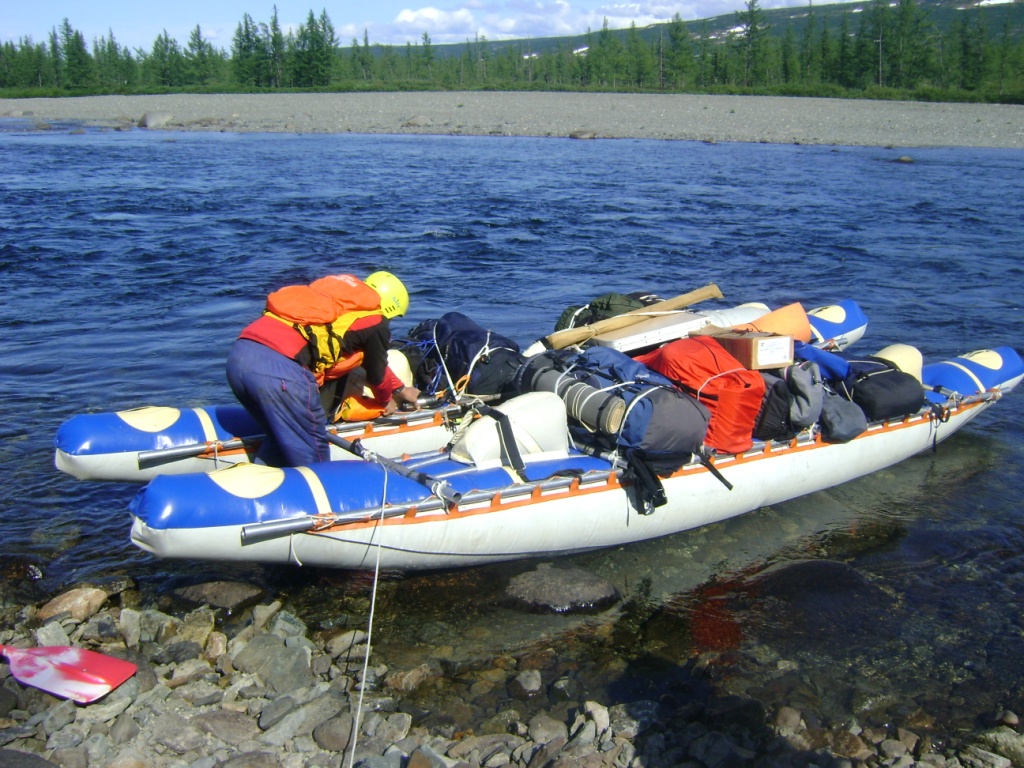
[340,0,812,48]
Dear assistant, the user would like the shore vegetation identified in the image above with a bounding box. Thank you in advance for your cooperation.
[1,0,1022,104]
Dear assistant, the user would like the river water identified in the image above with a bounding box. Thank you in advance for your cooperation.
[1,120,1022,739]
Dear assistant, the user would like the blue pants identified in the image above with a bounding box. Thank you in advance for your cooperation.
[226,339,331,467]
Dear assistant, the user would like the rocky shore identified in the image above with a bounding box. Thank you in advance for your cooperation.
[2,577,1023,768]
[2,92,1023,148]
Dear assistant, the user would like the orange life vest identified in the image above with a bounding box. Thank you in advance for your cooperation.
[263,274,383,385]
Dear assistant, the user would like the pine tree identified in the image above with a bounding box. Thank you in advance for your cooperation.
[266,7,286,87]
[622,22,653,88]
[735,0,768,86]
[59,19,94,89]
[185,25,215,85]
[232,13,264,86]
[145,30,186,86]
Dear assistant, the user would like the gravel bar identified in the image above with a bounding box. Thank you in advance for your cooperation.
[3,91,1023,148]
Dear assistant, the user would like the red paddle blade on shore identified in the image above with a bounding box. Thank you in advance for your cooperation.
[1,644,137,704]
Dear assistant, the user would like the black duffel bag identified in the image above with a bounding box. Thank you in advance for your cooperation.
[836,357,925,422]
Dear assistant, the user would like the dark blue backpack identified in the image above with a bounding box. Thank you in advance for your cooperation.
[404,312,524,397]
[563,346,710,475]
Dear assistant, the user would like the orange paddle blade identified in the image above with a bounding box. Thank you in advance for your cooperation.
[1,644,137,704]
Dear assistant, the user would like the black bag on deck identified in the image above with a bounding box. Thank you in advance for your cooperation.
[754,361,824,442]
[753,372,796,442]
[836,357,925,422]
[404,312,525,397]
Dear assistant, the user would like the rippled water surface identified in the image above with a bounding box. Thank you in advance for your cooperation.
[2,122,1023,736]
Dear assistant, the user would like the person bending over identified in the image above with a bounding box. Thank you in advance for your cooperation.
[226,271,420,467]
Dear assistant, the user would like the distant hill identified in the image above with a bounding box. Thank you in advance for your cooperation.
[428,0,1024,59]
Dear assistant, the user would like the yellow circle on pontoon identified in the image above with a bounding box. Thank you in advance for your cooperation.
[874,343,923,383]
[209,463,287,499]
[808,304,847,322]
[117,406,181,433]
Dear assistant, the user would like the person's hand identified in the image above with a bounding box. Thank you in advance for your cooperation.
[392,386,421,409]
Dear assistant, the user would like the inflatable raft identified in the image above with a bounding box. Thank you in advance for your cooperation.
[55,299,869,483]
[127,345,1023,571]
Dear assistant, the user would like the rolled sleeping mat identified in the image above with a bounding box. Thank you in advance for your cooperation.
[922,346,1024,403]
[696,303,770,328]
[807,300,868,350]
[531,368,626,435]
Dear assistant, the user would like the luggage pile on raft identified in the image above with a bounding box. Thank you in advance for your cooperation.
[53,284,1024,570]
[388,285,981,510]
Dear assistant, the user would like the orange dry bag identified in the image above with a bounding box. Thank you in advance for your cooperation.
[636,336,766,455]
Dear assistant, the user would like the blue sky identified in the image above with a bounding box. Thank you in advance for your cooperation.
[2,0,807,52]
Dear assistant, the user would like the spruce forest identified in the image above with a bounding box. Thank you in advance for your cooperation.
[2,0,1022,103]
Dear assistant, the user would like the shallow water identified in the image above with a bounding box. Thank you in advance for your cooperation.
[1,121,1023,736]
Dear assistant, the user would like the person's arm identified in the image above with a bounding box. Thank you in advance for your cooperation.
[345,318,419,407]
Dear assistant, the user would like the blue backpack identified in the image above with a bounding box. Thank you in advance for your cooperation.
[561,346,711,475]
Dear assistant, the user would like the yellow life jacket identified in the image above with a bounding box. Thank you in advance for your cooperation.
[264,274,383,385]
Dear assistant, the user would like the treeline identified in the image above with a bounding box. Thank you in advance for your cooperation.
[1,1,1022,101]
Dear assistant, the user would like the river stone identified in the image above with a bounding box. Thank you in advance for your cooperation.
[0,748,56,767]
[220,752,281,768]
[690,731,748,768]
[508,669,543,699]
[313,711,354,752]
[528,711,568,744]
[172,580,264,612]
[403,115,433,128]
[37,586,108,622]
[233,633,314,694]
[973,727,1024,766]
[151,711,206,753]
[33,619,72,647]
[178,606,216,647]
[0,688,18,718]
[192,708,261,746]
[960,745,1013,768]
[504,564,620,614]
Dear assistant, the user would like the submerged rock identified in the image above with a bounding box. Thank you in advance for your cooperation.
[504,563,620,614]
[172,580,264,612]
[746,559,899,642]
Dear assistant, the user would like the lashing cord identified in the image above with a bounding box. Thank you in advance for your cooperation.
[346,467,388,768]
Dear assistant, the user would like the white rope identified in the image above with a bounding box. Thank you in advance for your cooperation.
[346,467,389,768]
[462,331,494,390]
[696,368,746,401]
[432,323,461,402]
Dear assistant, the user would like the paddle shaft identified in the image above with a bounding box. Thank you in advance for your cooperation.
[325,433,462,505]
[137,436,254,469]
[542,283,724,350]
[136,401,476,471]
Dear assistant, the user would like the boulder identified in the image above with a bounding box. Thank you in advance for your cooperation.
[504,564,619,614]
[138,111,173,129]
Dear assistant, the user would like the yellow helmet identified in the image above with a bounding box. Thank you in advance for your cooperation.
[365,271,409,319]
